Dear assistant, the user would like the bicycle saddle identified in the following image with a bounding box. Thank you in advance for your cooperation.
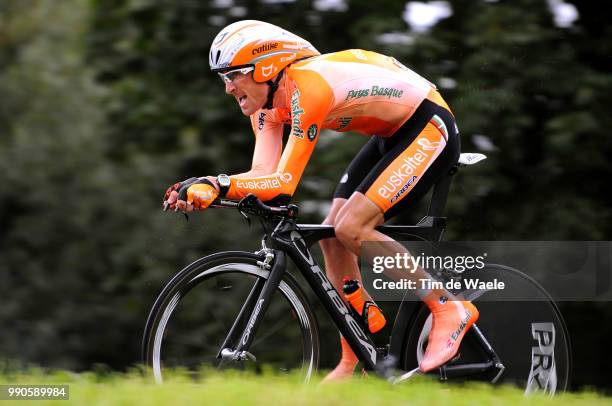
[458,153,487,166]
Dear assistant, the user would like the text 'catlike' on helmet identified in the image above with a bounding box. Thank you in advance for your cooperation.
[209,20,320,82]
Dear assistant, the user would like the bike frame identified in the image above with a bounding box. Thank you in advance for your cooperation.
[217,215,451,375]
[273,220,382,372]
[216,162,504,379]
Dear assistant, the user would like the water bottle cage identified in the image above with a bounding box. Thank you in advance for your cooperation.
[345,304,368,335]
[346,300,377,335]
[362,301,377,333]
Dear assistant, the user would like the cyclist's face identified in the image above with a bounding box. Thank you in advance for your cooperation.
[224,72,268,116]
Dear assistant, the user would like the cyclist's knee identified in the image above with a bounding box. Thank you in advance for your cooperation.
[335,216,366,253]
[334,196,382,253]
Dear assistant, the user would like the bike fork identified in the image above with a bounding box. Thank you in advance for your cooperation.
[217,249,286,364]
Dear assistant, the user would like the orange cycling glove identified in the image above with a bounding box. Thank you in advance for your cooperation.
[180,179,219,210]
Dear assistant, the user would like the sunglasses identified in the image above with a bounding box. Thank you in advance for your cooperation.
[218,66,255,83]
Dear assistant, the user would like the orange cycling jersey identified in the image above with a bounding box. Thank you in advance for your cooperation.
[225,49,450,203]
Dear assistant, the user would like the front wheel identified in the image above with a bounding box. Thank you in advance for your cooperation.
[398,264,571,395]
[142,252,319,383]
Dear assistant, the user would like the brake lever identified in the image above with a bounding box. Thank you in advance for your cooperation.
[162,201,189,221]
[239,208,251,226]
[237,194,257,227]
[173,205,189,221]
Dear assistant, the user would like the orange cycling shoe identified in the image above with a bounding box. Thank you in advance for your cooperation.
[419,294,479,372]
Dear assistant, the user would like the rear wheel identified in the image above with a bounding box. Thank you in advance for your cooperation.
[143,252,319,383]
[399,264,571,394]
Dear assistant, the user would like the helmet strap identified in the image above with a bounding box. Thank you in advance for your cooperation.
[264,69,285,110]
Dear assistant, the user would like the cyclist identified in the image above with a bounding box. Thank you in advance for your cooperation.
[163,20,479,381]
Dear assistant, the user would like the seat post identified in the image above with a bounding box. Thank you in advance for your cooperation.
[427,166,457,217]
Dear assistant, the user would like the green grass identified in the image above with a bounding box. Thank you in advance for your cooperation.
[0,369,610,406]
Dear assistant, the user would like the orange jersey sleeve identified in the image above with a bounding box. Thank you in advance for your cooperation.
[226,71,334,201]
[226,108,284,180]
[247,109,284,175]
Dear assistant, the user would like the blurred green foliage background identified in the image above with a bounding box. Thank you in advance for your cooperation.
[1,0,611,390]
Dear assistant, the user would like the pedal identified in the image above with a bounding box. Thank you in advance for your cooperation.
[375,354,397,379]
[390,367,422,384]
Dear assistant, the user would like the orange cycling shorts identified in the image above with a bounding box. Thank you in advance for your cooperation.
[333,98,459,220]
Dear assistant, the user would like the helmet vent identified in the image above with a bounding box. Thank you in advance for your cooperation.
[215,50,221,65]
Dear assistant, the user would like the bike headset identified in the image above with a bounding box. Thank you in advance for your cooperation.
[209,20,321,109]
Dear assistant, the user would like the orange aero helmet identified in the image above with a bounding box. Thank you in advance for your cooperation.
[209,20,320,82]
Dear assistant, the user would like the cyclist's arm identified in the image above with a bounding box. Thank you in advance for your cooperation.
[225,71,334,201]
[232,111,284,178]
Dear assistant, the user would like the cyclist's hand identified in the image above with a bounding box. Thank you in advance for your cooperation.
[163,177,198,211]
[163,177,220,212]
[182,179,219,211]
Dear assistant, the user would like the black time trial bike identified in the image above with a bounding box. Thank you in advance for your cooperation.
[142,153,571,394]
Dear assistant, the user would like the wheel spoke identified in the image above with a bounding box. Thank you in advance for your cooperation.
[145,259,318,382]
[251,315,292,348]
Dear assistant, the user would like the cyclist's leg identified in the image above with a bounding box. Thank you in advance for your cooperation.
[334,99,479,373]
[320,138,385,381]
[321,201,386,382]
[322,135,386,292]
[320,200,363,381]
[335,195,478,373]
[320,198,360,292]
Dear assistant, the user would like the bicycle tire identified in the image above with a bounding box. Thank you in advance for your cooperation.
[398,264,571,394]
[142,251,319,383]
